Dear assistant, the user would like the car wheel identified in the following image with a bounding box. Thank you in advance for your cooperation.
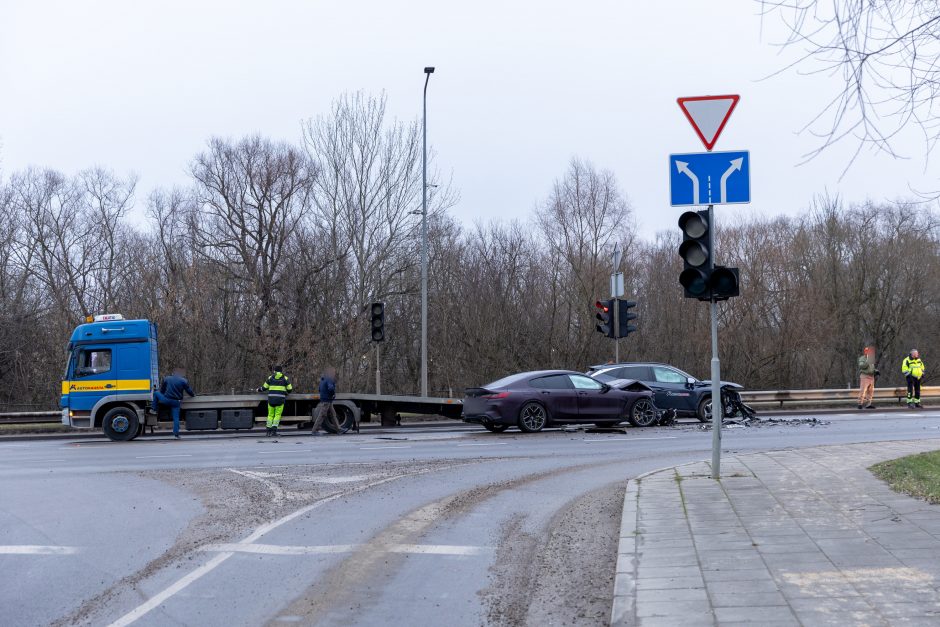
[628,398,657,427]
[697,395,731,422]
[483,424,509,433]
[518,402,548,433]
[102,406,140,442]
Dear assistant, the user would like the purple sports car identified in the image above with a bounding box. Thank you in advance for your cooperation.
[462,369,658,433]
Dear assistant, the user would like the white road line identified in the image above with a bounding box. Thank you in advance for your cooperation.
[0,545,79,555]
[360,446,411,450]
[203,542,488,556]
[133,454,193,459]
[106,469,437,627]
[581,436,678,442]
[257,450,311,455]
[23,458,66,463]
[456,443,509,447]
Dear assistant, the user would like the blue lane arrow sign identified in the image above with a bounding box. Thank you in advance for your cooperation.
[669,150,750,206]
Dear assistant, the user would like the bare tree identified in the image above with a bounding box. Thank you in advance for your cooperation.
[761,0,940,166]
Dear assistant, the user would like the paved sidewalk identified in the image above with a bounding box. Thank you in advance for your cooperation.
[612,439,940,626]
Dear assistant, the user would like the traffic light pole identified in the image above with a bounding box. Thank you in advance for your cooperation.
[708,204,722,479]
[613,298,620,362]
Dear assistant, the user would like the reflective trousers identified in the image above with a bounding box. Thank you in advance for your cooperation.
[267,403,285,428]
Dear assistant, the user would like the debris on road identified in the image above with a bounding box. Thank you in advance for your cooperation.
[700,416,830,430]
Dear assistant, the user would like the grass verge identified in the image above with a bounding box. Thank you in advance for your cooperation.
[870,450,940,504]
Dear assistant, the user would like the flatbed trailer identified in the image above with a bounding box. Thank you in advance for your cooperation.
[59,315,462,441]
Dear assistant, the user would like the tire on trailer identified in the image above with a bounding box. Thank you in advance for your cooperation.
[518,402,548,433]
[483,423,509,433]
[102,406,140,442]
[627,398,658,427]
[322,404,355,434]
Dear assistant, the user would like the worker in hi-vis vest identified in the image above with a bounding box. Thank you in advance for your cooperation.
[258,365,293,436]
[901,350,925,408]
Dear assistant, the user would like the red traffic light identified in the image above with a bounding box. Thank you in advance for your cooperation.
[595,300,610,313]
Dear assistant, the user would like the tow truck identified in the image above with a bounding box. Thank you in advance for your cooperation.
[61,314,462,441]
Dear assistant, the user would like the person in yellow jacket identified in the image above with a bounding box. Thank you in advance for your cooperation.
[901,350,925,408]
[258,365,293,436]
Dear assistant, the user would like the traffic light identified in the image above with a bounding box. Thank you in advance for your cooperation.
[618,299,637,337]
[370,302,385,342]
[678,211,741,301]
[595,299,615,338]
[678,210,712,300]
[711,266,740,300]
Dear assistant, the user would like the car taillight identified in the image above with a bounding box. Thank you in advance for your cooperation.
[483,392,509,399]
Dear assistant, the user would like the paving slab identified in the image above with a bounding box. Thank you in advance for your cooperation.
[611,439,940,626]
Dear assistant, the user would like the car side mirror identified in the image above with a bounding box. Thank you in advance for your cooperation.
[686,377,695,388]
[601,383,611,393]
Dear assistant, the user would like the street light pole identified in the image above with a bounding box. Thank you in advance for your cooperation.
[421,66,434,398]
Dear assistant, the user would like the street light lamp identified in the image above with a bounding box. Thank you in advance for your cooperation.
[420,66,434,398]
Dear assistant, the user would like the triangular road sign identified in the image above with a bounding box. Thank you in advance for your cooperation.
[677,95,739,151]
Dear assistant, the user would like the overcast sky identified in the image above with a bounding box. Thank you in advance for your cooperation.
[1,0,936,238]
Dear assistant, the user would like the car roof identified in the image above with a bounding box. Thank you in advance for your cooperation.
[588,362,677,370]
[482,370,587,388]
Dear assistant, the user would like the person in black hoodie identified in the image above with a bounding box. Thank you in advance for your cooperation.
[311,367,342,435]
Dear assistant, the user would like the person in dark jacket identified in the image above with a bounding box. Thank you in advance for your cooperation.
[154,368,195,439]
[311,367,342,435]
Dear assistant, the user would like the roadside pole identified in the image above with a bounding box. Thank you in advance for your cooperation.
[708,203,721,479]
[671,94,748,481]
[375,343,382,396]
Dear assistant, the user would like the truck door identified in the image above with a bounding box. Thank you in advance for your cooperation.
[65,347,117,412]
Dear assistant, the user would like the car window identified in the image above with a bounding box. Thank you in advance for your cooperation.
[530,375,573,389]
[591,371,618,383]
[74,349,112,378]
[485,373,530,388]
[616,366,650,380]
[652,366,687,384]
[569,375,604,390]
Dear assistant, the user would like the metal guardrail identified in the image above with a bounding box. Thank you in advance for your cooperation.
[0,411,61,425]
[1,385,937,426]
[740,386,940,408]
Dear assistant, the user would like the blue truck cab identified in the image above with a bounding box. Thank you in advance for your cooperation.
[61,314,159,440]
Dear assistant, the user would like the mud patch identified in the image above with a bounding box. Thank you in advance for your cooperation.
[482,481,626,626]
[53,459,465,626]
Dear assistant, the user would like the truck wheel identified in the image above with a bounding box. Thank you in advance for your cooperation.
[627,398,657,427]
[102,407,139,442]
[130,423,144,440]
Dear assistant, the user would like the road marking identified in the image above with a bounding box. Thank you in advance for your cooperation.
[581,436,678,442]
[0,545,79,555]
[456,442,509,447]
[360,446,411,450]
[257,449,311,454]
[23,458,66,463]
[300,475,373,483]
[106,469,441,627]
[134,454,193,459]
[203,542,489,556]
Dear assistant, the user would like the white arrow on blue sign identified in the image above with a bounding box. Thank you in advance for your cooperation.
[669,150,750,206]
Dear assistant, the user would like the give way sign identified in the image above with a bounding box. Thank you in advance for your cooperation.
[677,95,739,151]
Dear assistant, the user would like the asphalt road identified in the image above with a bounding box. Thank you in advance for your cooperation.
[4,410,940,626]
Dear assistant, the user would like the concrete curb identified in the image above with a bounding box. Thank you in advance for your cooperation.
[611,460,703,627]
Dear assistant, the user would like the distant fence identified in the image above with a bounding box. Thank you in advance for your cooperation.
[1,386,938,426]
